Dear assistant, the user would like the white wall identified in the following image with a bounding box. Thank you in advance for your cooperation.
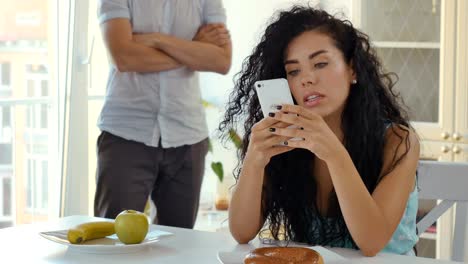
[321,0,353,19]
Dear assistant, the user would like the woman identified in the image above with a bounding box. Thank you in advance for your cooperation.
[220,6,420,256]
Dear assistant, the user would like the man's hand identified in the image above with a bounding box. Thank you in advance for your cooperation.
[193,23,230,47]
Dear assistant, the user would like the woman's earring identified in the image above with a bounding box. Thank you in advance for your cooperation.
[351,79,357,84]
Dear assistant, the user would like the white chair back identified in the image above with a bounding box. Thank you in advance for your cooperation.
[417,160,468,262]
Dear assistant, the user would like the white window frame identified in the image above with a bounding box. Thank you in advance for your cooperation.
[0,102,13,174]
[60,0,90,216]
[0,63,12,145]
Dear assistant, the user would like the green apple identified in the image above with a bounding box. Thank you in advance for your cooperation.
[115,209,149,244]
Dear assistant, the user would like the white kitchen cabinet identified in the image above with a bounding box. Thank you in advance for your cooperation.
[348,0,468,160]
[338,0,468,260]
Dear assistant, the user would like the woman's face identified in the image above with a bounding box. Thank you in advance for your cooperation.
[284,30,355,119]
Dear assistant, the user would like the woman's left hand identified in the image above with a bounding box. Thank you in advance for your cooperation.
[268,104,345,162]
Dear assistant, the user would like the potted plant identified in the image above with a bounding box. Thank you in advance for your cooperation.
[209,129,242,210]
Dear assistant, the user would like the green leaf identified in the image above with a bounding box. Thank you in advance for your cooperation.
[228,129,243,149]
[211,161,224,182]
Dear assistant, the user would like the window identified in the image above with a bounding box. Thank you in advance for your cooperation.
[0,0,74,226]
[2,177,12,217]
[0,63,11,98]
[25,141,49,213]
[0,106,12,142]
[1,107,11,127]
[0,62,13,228]
[0,106,12,165]
[0,63,11,87]
[25,157,48,213]
[0,174,13,228]
[0,144,12,165]
[25,65,49,130]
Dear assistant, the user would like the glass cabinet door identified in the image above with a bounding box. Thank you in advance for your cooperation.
[355,0,457,142]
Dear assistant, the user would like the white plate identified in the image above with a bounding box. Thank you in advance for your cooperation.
[217,246,347,264]
[39,226,172,254]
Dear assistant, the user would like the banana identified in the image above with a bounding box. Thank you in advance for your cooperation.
[67,221,115,244]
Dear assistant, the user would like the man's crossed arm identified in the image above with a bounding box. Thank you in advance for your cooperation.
[102,18,232,74]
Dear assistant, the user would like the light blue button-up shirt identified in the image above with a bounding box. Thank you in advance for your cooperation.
[97,0,226,147]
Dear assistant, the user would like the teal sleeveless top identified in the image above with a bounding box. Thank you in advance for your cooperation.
[314,185,418,255]
[302,122,419,255]
[382,183,419,255]
[301,176,419,256]
[381,123,419,255]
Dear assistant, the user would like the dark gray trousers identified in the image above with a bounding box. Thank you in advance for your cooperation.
[94,131,209,228]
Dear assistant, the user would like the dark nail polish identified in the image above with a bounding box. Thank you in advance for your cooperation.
[269,128,276,132]
[268,112,275,117]
[275,105,282,110]
[283,141,288,146]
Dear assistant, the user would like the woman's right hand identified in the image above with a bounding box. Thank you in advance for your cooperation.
[229,116,292,243]
[245,116,293,167]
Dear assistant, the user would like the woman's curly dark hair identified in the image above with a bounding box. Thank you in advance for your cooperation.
[219,5,411,248]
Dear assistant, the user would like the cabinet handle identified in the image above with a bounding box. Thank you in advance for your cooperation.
[441,132,450,140]
[452,133,462,141]
[441,146,451,153]
[452,146,462,154]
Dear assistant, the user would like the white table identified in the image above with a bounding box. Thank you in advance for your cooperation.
[0,216,463,264]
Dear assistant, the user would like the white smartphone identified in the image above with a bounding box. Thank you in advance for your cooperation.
[254,78,294,118]
[255,78,303,143]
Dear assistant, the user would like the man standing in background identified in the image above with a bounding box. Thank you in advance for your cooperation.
[94,0,231,228]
